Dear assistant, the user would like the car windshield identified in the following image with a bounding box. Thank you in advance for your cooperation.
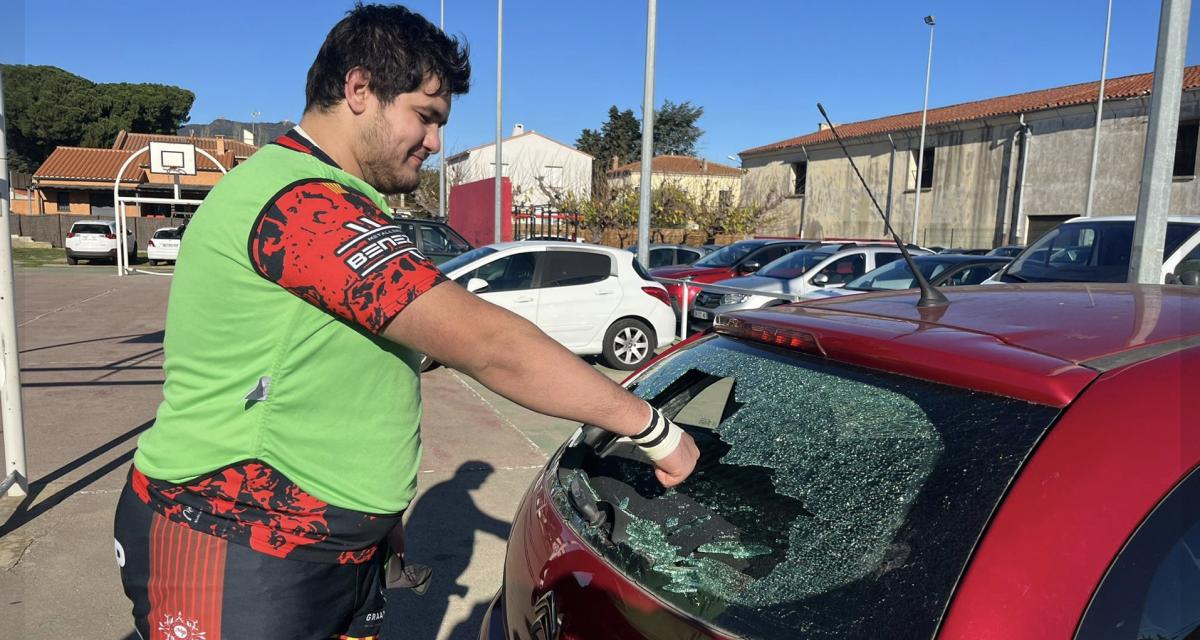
[845,259,949,291]
[438,246,497,274]
[1003,221,1200,283]
[553,336,1059,639]
[757,250,833,279]
[692,243,763,268]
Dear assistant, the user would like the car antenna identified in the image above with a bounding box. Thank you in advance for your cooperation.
[816,102,948,308]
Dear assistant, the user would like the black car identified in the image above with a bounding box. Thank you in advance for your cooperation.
[391,217,473,265]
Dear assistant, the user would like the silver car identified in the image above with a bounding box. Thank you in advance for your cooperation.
[688,244,929,330]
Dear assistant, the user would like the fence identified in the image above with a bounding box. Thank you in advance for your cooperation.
[512,205,581,241]
[10,214,185,250]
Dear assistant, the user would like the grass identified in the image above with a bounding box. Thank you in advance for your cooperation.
[13,247,67,267]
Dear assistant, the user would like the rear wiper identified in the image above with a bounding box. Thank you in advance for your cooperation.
[565,472,632,546]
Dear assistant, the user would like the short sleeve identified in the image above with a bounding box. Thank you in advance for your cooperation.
[248,179,447,334]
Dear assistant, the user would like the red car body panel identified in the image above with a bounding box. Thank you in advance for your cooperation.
[939,346,1200,639]
[649,264,742,308]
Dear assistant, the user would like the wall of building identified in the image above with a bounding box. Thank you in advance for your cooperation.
[742,90,1200,248]
[608,171,742,208]
[447,134,592,206]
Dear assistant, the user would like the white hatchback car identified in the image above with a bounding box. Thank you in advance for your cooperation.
[439,241,677,370]
[147,227,183,265]
[65,219,135,265]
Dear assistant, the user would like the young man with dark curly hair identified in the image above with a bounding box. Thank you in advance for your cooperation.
[112,4,698,638]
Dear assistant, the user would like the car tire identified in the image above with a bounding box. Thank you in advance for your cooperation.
[602,318,655,370]
[66,255,77,265]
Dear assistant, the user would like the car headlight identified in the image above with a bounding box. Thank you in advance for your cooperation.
[721,293,751,305]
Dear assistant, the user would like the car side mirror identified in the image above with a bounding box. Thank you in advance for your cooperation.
[466,277,490,293]
[738,261,761,274]
[811,273,830,287]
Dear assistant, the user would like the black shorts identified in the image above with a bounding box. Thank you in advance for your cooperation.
[113,479,388,639]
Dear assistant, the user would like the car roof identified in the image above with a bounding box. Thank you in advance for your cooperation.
[914,254,1010,264]
[721,284,1199,407]
[1059,215,1200,224]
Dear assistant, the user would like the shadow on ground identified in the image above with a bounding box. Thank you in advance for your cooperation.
[382,462,511,639]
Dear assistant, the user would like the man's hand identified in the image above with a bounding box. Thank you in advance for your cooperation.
[652,431,700,488]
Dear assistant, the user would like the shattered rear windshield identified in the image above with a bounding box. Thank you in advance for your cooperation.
[552,335,1060,639]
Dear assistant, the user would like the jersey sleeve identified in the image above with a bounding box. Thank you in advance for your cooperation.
[248,179,447,334]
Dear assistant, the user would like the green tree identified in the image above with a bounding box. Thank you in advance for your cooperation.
[1,65,194,173]
[653,100,704,157]
[576,101,705,194]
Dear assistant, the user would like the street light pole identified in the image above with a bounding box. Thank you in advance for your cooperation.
[438,0,446,219]
[494,0,503,243]
[911,15,935,245]
[1084,0,1114,218]
[637,0,657,268]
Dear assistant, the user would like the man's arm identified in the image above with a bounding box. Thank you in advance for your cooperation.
[383,281,698,487]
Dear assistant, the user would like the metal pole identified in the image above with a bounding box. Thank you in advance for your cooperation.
[0,69,28,497]
[637,0,657,267]
[799,145,809,238]
[1131,0,1191,284]
[911,15,936,244]
[1011,116,1030,246]
[1084,0,1114,218]
[438,0,446,219]
[494,0,503,243]
[885,134,896,236]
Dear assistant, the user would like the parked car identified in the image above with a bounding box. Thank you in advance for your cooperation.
[938,247,989,255]
[390,217,473,265]
[627,244,711,269]
[688,244,929,330]
[146,227,183,265]
[803,254,1011,300]
[989,215,1200,285]
[64,219,135,265]
[986,244,1026,258]
[482,283,1200,640]
[438,241,676,370]
[649,239,814,311]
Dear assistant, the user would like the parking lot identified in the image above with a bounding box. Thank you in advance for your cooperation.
[0,265,624,639]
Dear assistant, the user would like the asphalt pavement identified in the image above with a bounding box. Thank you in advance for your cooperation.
[0,265,628,639]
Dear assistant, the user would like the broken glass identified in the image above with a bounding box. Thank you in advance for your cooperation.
[553,335,1060,639]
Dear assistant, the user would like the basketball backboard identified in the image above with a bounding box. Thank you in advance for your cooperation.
[149,141,197,176]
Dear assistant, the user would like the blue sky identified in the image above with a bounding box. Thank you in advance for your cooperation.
[3,0,1198,166]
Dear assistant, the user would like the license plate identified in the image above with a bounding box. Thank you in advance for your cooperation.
[691,309,710,320]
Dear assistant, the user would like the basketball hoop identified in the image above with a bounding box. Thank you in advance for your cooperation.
[150,141,197,176]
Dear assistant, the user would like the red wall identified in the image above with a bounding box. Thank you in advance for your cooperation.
[449,178,513,246]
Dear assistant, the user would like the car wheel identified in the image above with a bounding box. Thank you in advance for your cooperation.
[602,318,655,370]
[66,255,77,265]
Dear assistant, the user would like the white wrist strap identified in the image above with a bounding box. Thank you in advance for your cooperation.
[629,406,684,461]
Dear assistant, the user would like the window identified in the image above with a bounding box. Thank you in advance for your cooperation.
[1174,121,1199,177]
[943,263,1004,286]
[815,254,867,285]
[748,244,799,267]
[912,148,935,190]
[719,190,733,207]
[555,336,1060,640]
[542,165,563,189]
[56,191,71,213]
[1076,466,1200,639]
[791,161,807,196]
[1006,221,1200,283]
[648,248,675,269]
[88,192,114,215]
[540,250,611,287]
[488,162,510,177]
[455,252,538,292]
[875,252,904,268]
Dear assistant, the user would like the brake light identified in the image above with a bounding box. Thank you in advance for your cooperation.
[642,286,671,307]
[713,315,825,355]
[105,233,116,240]
[66,232,76,238]
[148,240,155,248]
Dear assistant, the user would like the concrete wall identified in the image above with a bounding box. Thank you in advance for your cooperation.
[741,90,1200,248]
[447,134,592,206]
[11,214,182,249]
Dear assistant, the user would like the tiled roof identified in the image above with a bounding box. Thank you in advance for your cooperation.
[33,147,142,182]
[113,130,256,171]
[741,65,1200,156]
[609,155,741,176]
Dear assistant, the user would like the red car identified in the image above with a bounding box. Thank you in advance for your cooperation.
[649,239,812,311]
[481,283,1200,640]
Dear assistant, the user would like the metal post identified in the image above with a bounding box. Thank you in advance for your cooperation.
[1084,0,1114,218]
[438,0,446,219]
[1131,0,1191,284]
[799,145,809,238]
[679,280,689,340]
[494,0,503,243]
[885,134,896,236]
[911,15,936,244]
[637,0,657,268]
[1010,116,1030,246]
[0,69,28,497]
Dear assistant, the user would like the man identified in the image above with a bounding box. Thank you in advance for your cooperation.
[113,4,698,639]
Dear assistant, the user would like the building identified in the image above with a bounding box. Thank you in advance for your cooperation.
[739,66,1200,248]
[446,125,592,206]
[29,130,257,217]
[607,155,741,208]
